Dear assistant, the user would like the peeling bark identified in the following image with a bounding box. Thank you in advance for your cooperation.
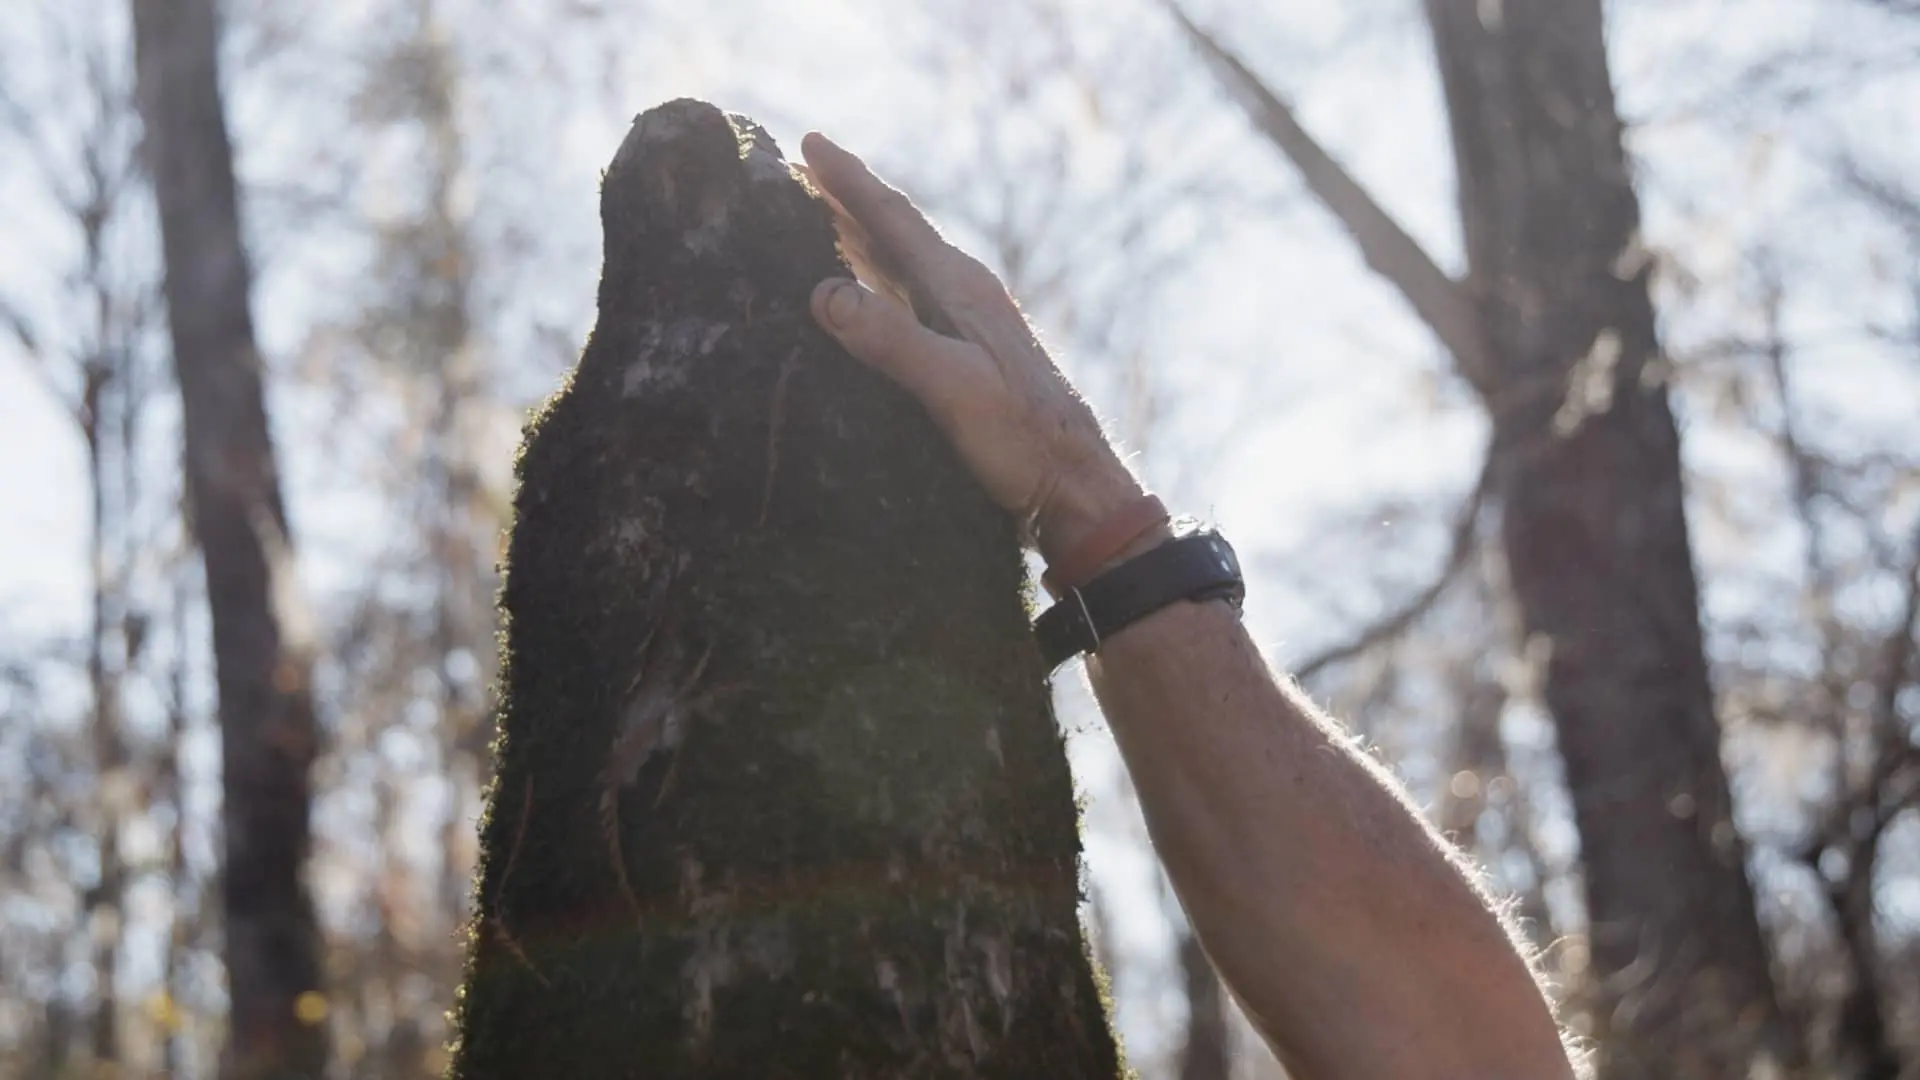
[449,100,1121,1079]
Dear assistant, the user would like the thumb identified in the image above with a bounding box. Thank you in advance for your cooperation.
[810,278,983,408]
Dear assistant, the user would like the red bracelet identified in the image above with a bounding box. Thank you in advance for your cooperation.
[1042,494,1170,593]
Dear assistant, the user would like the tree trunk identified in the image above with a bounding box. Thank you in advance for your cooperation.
[131,2,329,1077]
[1436,673,1505,850]
[83,364,124,1069]
[1422,2,1795,1075]
[1828,840,1899,1080]
[449,99,1122,1079]
[1177,929,1230,1080]
[1165,2,1798,1071]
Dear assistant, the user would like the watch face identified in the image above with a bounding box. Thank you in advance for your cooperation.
[1198,533,1247,611]
[1206,533,1239,576]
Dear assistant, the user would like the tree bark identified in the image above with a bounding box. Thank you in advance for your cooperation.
[449,99,1122,1079]
[131,2,329,1077]
[1422,2,1795,1075]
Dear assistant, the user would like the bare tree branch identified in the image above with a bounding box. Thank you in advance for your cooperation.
[1798,517,1920,865]
[1862,0,1920,17]
[1840,158,1920,245]
[1156,0,1496,393]
[1871,519,1920,744]
[1292,451,1493,681]
[1,297,42,361]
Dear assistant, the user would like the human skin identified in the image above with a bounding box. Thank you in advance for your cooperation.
[800,130,1579,1080]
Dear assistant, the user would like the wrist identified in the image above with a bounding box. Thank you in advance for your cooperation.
[1042,520,1174,600]
[1038,477,1172,596]
[1032,459,1153,568]
[1032,529,1245,669]
[1104,520,1176,570]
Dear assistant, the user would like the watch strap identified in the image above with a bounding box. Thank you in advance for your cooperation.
[1034,530,1244,670]
[1041,494,1170,593]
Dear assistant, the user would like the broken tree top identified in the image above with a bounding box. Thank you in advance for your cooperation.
[448,100,1123,1078]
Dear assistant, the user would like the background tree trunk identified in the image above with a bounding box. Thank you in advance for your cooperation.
[1176,928,1230,1080]
[448,99,1122,1079]
[83,358,125,1070]
[1164,1,1801,1073]
[131,1,329,1077]
[1422,2,1795,1075]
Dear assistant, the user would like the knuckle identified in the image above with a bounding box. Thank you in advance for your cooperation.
[948,254,1007,305]
[871,183,916,220]
[944,348,1001,409]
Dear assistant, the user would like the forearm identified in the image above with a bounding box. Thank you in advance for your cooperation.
[795,131,1572,1080]
[1087,598,1574,1080]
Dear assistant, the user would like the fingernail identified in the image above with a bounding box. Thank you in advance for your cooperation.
[816,278,861,329]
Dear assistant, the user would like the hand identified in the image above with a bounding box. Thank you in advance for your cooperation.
[800,131,1152,567]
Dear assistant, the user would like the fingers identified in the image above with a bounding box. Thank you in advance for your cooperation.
[810,278,988,414]
[801,132,941,258]
[799,156,917,312]
[802,132,992,308]
[798,133,1136,544]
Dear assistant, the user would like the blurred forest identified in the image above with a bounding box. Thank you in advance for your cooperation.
[1,0,1917,1077]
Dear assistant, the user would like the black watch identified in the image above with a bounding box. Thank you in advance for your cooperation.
[1033,529,1245,670]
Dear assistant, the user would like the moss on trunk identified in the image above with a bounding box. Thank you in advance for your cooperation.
[447,100,1122,1079]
